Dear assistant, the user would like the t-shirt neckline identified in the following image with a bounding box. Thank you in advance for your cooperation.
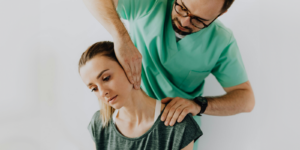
[110,102,167,141]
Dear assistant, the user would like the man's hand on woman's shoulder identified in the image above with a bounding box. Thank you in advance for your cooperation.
[160,97,201,126]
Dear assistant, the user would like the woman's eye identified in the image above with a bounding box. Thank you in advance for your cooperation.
[91,88,97,92]
[103,76,110,81]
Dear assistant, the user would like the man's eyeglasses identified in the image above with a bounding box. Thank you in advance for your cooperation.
[174,0,220,29]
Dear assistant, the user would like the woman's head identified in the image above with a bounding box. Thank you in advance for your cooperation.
[79,41,134,127]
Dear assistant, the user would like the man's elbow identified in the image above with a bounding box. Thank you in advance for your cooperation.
[244,96,255,113]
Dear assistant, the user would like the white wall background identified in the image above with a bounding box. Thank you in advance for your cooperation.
[0,0,299,150]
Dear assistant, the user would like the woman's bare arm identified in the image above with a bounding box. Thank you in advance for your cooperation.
[181,141,194,150]
[93,141,96,150]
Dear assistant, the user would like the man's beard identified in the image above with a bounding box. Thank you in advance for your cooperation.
[171,17,193,36]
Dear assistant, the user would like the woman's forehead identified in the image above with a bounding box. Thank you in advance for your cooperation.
[80,55,117,80]
[88,55,116,69]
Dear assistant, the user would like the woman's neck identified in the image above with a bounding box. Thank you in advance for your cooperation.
[118,89,157,125]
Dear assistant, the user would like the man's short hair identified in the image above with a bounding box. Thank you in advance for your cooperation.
[221,0,235,13]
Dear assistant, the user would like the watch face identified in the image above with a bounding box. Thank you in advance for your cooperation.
[197,97,204,102]
[197,97,207,104]
[198,97,204,102]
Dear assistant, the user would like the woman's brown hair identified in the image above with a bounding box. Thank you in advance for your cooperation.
[78,41,117,128]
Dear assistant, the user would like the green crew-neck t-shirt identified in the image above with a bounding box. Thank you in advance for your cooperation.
[88,106,202,150]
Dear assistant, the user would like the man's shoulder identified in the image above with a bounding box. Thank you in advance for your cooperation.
[213,20,233,33]
[211,20,234,39]
[117,0,171,20]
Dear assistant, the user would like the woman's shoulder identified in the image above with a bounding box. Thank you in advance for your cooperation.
[89,110,101,125]
[156,109,203,149]
[88,110,101,127]
[178,113,198,126]
[91,110,101,120]
[159,102,199,130]
[88,110,107,132]
[88,110,114,144]
[171,113,201,133]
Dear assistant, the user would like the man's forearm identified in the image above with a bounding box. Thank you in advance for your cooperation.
[82,0,128,40]
[204,89,255,116]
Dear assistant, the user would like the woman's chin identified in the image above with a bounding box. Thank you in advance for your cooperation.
[111,104,122,110]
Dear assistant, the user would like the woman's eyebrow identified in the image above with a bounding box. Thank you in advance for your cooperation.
[96,69,109,79]
[181,0,210,21]
[87,69,109,87]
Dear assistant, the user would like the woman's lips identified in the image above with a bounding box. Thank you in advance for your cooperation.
[109,95,118,104]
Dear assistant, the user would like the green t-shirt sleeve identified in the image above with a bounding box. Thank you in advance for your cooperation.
[87,111,100,142]
[116,0,157,20]
[211,35,248,87]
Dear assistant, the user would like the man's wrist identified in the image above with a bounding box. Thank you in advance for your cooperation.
[113,29,132,45]
[193,96,208,116]
[113,28,129,41]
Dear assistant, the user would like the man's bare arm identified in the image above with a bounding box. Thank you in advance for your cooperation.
[82,0,123,38]
[161,81,255,126]
[204,81,255,116]
[82,0,142,89]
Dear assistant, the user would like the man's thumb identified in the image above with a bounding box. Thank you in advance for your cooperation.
[161,97,172,103]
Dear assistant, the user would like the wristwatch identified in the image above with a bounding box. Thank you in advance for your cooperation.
[193,96,208,116]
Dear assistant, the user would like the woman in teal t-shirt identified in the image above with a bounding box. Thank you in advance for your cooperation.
[78,41,202,150]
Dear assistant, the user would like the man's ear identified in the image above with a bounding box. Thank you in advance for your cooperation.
[220,10,228,16]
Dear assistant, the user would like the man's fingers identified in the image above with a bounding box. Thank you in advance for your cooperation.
[123,63,134,84]
[133,57,142,89]
[130,54,142,89]
[164,107,174,126]
[169,105,184,126]
[161,97,173,103]
[136,58,142,88]
[160,97,175,121]
[164,98,185,126]
[162,98,182,125]
[177,108,190,123]
[129,60,138,88]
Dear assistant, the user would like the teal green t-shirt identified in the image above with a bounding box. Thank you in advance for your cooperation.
[117,0,248,149]
[117,0,248,99]
[88,108,202,150]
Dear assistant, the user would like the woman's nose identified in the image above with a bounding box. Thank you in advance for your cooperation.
[99,86,109,98]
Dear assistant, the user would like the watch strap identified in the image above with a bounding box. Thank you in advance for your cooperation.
[193,96,208,116]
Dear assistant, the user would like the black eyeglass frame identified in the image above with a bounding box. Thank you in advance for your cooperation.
[174,0,220,29]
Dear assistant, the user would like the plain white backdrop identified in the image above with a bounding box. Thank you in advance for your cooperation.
[0,0,299,150]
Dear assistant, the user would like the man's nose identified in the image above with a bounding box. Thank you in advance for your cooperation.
[181,17,191,27]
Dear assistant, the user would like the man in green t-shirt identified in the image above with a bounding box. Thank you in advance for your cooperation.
[83,0,255,149]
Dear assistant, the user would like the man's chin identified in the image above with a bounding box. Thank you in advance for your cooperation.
[171,20,192,36]
[173,26,191,36]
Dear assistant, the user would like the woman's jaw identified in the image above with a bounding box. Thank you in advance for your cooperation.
[108,87,154,110]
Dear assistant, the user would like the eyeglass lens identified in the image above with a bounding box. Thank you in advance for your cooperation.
[175,4,205,28]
